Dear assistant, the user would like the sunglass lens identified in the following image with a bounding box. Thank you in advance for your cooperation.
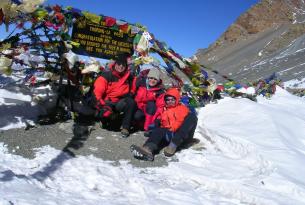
[165,97,175,102]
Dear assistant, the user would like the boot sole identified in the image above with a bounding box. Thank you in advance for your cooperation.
[130,145,154,161]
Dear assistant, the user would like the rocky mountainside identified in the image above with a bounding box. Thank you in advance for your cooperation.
[196,0,305,83]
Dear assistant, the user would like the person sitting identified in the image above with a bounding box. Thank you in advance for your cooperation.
[130,88,198,161]
[93,54,137,138]
[134,68,165,132]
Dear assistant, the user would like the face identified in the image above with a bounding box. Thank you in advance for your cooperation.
[148,77,158,87]
[114,62,127,73]
[165,96,176,107]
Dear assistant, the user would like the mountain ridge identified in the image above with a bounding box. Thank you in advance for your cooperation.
[196,0,305,83]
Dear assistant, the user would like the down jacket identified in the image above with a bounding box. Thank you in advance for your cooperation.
[93,63,136,107]
[160,88,189,132]
[134,77,165,130]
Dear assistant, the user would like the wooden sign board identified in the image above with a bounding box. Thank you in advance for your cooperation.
[71,17,135,59]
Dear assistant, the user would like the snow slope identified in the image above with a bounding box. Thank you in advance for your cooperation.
[1,86,305,204]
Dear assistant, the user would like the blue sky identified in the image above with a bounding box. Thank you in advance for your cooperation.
[1,0,258,57]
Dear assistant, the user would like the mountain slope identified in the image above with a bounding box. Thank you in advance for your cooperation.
[196,0,305,83]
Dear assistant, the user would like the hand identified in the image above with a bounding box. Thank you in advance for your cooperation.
[96,105,113,118]
[148,123,156,130]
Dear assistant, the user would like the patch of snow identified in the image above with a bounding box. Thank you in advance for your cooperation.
[258,51,262,57]
[0,117,25,130]
[284,77,305,89]
[236,86,255,95]
[278,62,305,74]
[0,89,31,104]
[208,56,217,61]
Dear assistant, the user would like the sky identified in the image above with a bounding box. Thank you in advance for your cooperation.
[0,0,259,57]
[1,78,305,204]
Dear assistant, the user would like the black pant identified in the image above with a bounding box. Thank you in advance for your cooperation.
[134,100,157,121]
[144,113,198,152]
[134,109,145,121]
[106,97,137,130]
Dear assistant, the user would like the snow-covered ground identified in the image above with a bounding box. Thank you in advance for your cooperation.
[284,78,305,89]
[1,83,305,204]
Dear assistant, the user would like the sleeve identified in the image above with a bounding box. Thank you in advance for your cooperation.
[155,93,165,109]
[130,76,137,95]
[134,87,145,110]
[93,76,108,106]
[171,105,190,132]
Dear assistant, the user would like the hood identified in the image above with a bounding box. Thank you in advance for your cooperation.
[164,87,181,106]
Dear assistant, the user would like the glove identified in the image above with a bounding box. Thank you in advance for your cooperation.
[120,92,135,99]
[154,119,161,127]
[148,123,156,130]
[96,105,113,118]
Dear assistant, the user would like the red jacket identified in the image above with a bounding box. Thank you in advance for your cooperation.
[135,78,165,130]
[135,78,165,112]
[160,88,189,132]
[93,63,136,106]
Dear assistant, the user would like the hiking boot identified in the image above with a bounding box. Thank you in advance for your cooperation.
[143,130,151,137]
[163,145,177,157]
[121,128,130,138]
[130,145,154,161]
[98,119,110,129]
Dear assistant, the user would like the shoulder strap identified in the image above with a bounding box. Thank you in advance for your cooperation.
[135,76,146,90]
[100,71,114,82]
[127,72,135,93]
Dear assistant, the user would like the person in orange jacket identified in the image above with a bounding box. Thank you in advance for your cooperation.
[130,87,198,161]
[93,54,137,137]
[134,68,165,131]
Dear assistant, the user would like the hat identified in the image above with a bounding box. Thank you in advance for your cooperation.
[147,68,161,81]
[63,51,79,69]
[115,53,128,66]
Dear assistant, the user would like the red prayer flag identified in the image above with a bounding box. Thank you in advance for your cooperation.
[119,23,129,32]
[105,16,116,26]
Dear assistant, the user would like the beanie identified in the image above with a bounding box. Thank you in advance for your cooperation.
[115,53,128,66]
[147,68,161,81]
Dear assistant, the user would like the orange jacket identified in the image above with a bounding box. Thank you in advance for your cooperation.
[93,63,136,106]
[160,88,189,132]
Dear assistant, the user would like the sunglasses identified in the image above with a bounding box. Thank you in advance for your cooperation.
[165,97,176,102]
[148,77,158,81]
[116,61,127,66]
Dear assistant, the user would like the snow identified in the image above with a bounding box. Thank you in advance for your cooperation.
[0,89,31,103]
[1,84,305,204]
[257,40,272,57]
[0,83,56,130]
[236,87,256,95]
[278,62,305,74]
[285,78,305,89]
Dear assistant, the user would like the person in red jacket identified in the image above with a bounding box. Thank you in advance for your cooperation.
[134,68,165,131]
[93,54,137,137]
[130,88,198,161]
